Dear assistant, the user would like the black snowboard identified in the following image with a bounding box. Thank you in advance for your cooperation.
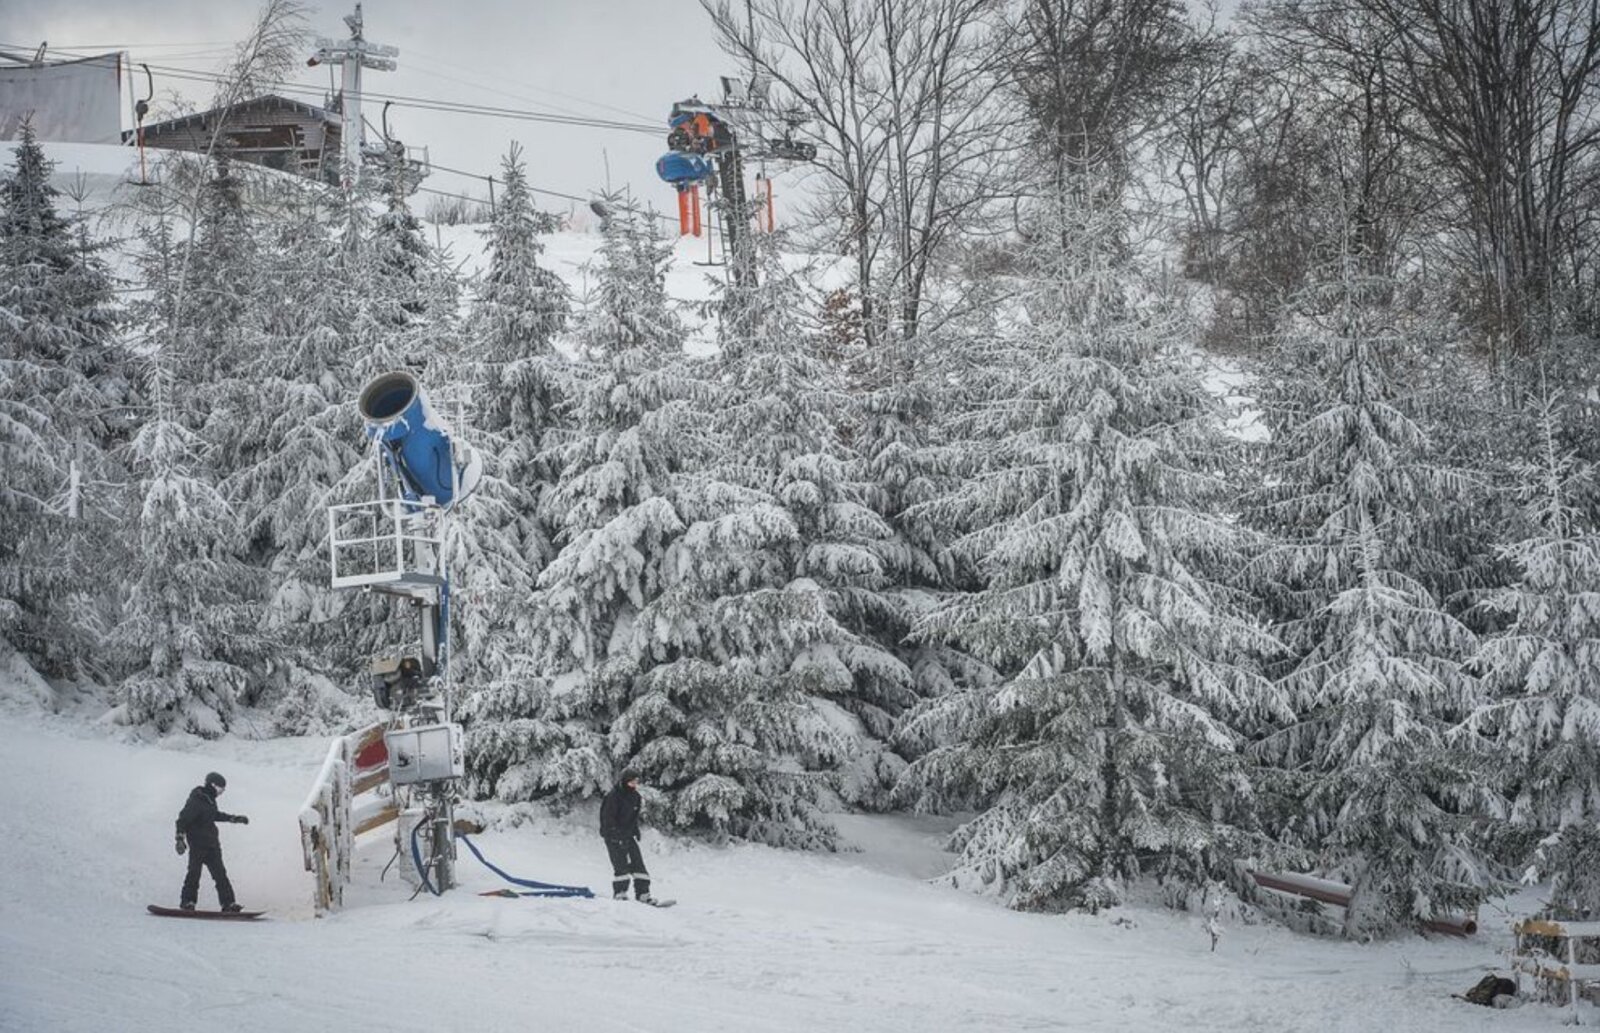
[147,904,264,920]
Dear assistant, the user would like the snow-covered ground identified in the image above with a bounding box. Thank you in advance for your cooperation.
[0,684,1575,1033]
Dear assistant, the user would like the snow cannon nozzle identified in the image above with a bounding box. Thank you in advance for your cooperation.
[359,370,419,426]
[356,371,482,509]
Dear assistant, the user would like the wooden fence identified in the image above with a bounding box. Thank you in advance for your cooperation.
[1513,918,1600,1022]
[298,722,397,913]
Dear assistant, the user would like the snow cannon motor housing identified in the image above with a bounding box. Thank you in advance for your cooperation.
[384,723,464,786]
[358,371,482,509]
[370,654,434,712]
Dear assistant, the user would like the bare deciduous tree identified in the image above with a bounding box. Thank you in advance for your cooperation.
[1162,21,1257,282]
[703,0,1016,363]
[1286,0,1600,369]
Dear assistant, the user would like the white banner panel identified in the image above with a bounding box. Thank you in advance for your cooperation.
[0,54,123,144]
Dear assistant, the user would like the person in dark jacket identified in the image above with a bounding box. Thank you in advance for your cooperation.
[175,771,249,911]
[599,770,654,902]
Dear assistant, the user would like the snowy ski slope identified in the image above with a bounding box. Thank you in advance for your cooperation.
[0,690,1573,1033]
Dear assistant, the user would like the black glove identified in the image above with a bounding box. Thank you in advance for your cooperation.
[234,815,249,825]
[175,832,186,855]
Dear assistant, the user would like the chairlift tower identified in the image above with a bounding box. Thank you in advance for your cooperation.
[308,3,398,188]
[327,371,483,893]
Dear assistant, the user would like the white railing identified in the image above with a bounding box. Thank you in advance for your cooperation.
[298,722,396,914]
[328,498,444,591]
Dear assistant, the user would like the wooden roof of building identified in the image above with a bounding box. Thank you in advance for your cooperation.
[137,93,340,139]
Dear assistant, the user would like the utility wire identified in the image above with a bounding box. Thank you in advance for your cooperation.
[19,39,239,49]
[0,42,663,136]
[11,38,661,124]
[5,41,677,227]
[423,160,674,227]
[405,49,660,125]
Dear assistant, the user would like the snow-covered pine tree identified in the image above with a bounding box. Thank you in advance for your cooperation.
[373,171,432,329]
[332,169,424,385]
[899,202,1281,912]
[502,200,843,844]
[451,144,568,667]
[114,410,264,736]
[701,240,912,811]
[578,248,845,844]
[1245,259,1488,936]
[182,157,259,387]
[452,146,578,794]
[0,121,128,675]
[845,316,1004,806]
[371,160,463,370]
[1464,396,1600,914]
[113,197,266,735]
[463,143,568,499]
[469,195,686,805]
[214,179,370,696]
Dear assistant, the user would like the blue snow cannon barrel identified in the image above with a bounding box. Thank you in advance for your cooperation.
[359,371,470,508]
[656,151,712,186]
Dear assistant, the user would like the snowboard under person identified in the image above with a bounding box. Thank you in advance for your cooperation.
[174,771,249,912]
[599,770,656,903]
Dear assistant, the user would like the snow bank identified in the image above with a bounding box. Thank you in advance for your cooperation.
[0,644,57,712]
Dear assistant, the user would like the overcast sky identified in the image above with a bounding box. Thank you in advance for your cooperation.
[0,0,734,215]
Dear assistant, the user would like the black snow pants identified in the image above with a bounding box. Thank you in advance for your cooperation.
[604,837,649,898]
[181,842,236,909]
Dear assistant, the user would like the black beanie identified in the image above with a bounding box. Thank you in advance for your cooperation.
[204,772,227,790]
[620,769,641,785]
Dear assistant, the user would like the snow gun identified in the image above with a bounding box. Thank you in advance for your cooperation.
[357,371,482,509]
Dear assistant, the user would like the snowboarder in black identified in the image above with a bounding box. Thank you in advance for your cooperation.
[599,770,654,903]
[175,772,249,912]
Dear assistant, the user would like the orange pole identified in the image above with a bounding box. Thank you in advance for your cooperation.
[691,186,702,238]
[765,179,775,232]
[677,189,691,236]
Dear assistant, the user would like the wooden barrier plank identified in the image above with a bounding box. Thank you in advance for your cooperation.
[1516,919,1600,939]
[1512,959,1600,982]
[352,767,390,796]
[354,804,400,837]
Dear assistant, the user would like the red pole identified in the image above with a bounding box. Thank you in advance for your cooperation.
[677,189,691,236]
[691,186,702,238]
[764,178,775,232]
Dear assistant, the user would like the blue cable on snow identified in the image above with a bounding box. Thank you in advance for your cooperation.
[458,834,594,898]
[407,820,593,899]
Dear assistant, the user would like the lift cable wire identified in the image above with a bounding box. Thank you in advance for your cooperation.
[0,42,662,136]
[403,48,660,125]
[6,36,660,125]
[3,41,678,226]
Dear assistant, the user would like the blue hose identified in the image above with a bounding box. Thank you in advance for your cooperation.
[458,834,594,898]
[410,816,441,896]
[407,820,592,899]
